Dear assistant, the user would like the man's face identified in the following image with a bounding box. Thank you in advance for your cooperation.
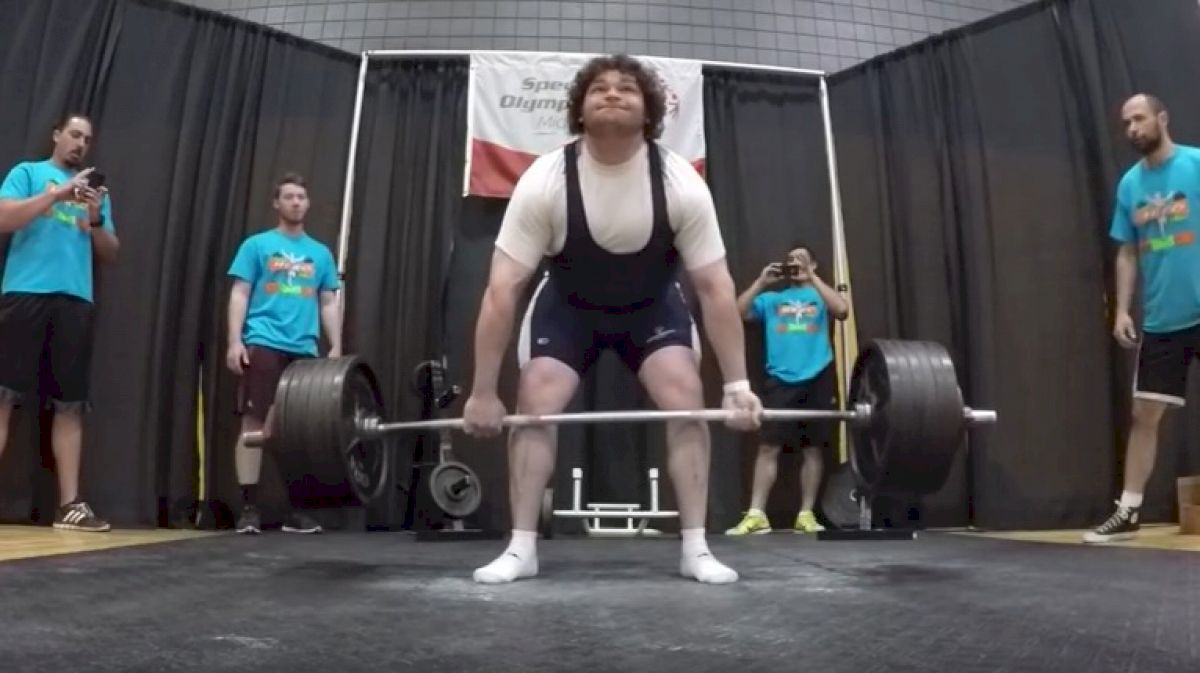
[581,69,646,135]
[274,183,310,224]
[785,247,815,281]
[53,117,93,168]
[1121,97,1165,156]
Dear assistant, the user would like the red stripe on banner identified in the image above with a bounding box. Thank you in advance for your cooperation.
[468,139,541,198]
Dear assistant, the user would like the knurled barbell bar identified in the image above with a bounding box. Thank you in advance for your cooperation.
[237,339,997,512]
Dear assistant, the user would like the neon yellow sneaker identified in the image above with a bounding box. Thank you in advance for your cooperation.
[794,510,825,533]
[724,509,772,536]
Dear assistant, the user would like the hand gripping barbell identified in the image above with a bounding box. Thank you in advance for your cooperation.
[239,339,996,513]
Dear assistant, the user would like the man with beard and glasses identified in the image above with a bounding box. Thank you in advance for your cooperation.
[225,173,341,535]
[463,54,762,585]
[1086,93,1200,543]
[0,113,119,531]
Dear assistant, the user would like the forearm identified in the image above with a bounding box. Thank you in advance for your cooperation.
[811,275,849,319]
[227,294,248,344]
[1114,250,1137,315]
[0,192,58,233]
[320,300,342,351]
[90,228,119,263]
[470,287,519,395]
[698,287,750,385]
[735,280,766,318]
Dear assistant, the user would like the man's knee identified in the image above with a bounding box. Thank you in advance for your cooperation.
[759,443,782,459]
[642,354,704,410]
[517,359,577,415]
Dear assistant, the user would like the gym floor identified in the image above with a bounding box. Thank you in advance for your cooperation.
[0,526,1196,673]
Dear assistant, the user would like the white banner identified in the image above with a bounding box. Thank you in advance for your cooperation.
[465,52,706,198]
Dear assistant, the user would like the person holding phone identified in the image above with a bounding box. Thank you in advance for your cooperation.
[0,113,119,532]
[726,243,849,535]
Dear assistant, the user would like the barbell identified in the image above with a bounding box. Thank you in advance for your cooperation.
[240,339,997,511]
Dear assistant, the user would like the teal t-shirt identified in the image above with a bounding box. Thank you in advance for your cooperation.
[0,160,116,302]
[750,285,833,383]
[228,229,340,357]
[1110,145,1200,333]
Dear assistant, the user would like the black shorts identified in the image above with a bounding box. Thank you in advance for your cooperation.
[236,345,313,422]
[759,363,837,449]
[1134,324,1200,406]
[518,275,699,375]
[0,292,95,413]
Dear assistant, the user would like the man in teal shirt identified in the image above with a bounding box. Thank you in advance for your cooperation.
[727,243,849,536]
[1087,94,1200,543]
[226,173,341,535]
[0,114,120,532]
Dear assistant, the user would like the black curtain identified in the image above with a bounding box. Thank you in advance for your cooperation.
[828,0,1200,529]
[343,57,469,530]
[0,0,358,526]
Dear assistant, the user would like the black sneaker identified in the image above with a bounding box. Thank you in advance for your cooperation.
[282,512,322,534]
[235,505,262,535]
[1083,503,1140,543]
[53,501,111,532]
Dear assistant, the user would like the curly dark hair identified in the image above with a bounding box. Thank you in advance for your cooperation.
[566,54,666,140]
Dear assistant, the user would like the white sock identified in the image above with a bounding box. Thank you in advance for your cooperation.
[472,530,538,584]
[1119,491,1143,509]
[679,528,738,584]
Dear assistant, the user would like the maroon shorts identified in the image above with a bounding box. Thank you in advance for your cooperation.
[236,345,311,422]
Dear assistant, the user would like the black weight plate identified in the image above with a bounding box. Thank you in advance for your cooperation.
[820,462,861,530]
[339,359,390,504]
[848,340,892,494]
[881,340,932,493]
[902,342,966,494]
[302,358,347,488]
[429,460,482,519]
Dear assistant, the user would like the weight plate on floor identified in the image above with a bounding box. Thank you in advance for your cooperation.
[429,460,482,519]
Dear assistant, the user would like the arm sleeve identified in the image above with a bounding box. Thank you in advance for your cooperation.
[0,164,34,200]
[1109,180,1136,244]
[750,293,769,321]
[667,155,727,270]
[320,248,340,291]
[101,191,115,232]
[227,239,259,284]
[494,159,554,271]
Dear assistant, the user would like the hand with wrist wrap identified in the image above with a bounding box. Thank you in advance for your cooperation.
[721,379,761,431]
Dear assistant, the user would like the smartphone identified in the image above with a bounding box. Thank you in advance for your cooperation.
[781,262,801,276]
[85,171,106,189]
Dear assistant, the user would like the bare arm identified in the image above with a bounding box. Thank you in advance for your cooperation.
[319,290,342,355]
[470,250,537,396]
[810,273,850,320]
[689,258,750,385]
[90,227,119,263]
[736,277,768,320]
[1114,243,1138,316]
[0,191,60,234]
[227,280,251,346]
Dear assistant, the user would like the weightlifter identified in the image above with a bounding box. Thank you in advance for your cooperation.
[726,244,849,536]
[1086,94,1200,543]
[226,173,340,535]
[0,113,118,532]
[462,54,763,585]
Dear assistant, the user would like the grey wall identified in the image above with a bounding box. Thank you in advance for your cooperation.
[177,0,1034,72]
